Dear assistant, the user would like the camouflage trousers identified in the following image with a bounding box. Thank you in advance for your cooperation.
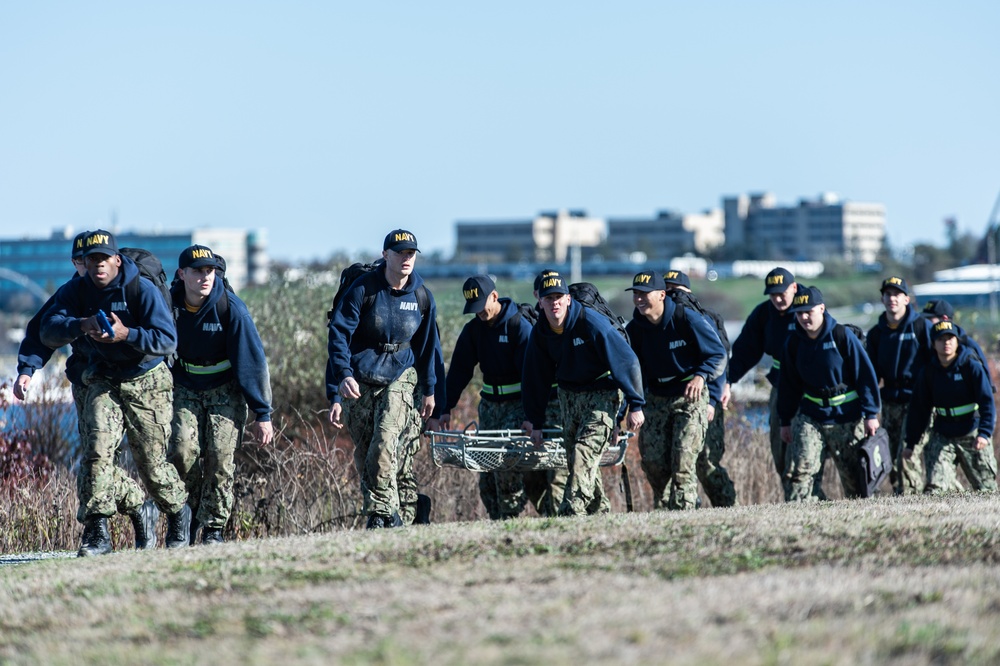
[168,380,248,530]
[558,388,620,516]
[71,383,144,523]
[640,391,709,510]
[477,398,553,519]
[344,367,416,518]
[881,401,926,495]
[786,413,866,501]
[78,362,188,518]
[924,428,998,494]
[544,398,571,516]
[699,405,738,507]
[397,399,424,526]
[771,387,826,501]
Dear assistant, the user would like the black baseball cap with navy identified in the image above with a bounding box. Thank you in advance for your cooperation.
[625,270,666,293]
[663,270,691,290]
[462,274,496,314]
[537,270,570,298]
[788,285,824,313]
[880,276,910,294]
[384,229,420,252]
[763,267,794,295]
[71,230,90,260]
[79,229,118,258]
[179,245,223,270]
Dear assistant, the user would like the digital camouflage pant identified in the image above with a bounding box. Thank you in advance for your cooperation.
[78,362,188,518]
[168,379,248,530]
[71,383,144,523]
[543,397,571,515]
[785,412,866,501]
[344,367,416,518]
[771,386,826,501]
[477,398,553,519]
[924,428,998,494]
[397,384,429,526]
[558,388,620,516]
[640,391,709,510]
[699,404,738,507]
[881,401,932,494]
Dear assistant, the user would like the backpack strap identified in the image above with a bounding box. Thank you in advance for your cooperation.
[215,288,231,326]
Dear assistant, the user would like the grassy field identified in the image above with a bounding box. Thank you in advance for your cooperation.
[4,492,1000,665]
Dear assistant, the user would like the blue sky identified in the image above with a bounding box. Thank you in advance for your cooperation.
[1,2,997,262]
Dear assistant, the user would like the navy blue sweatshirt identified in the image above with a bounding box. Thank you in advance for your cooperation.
[326,268,441,402]
[171,279,273,422]
[728,299,798,387]
[445,298,532,411]
[40,256,177,380]
[777,314,881,426]
[521,299,645,428]
[906,344,996,444]
[865,305,931,404]
[626,300,727,399]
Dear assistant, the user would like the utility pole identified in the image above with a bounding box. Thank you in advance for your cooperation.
[989,190,1000,323]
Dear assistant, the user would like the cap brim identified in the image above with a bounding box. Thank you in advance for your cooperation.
[463,299,487,314]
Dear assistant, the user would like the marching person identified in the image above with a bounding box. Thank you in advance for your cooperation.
[727,268,824,499]
[904,320,997,494]
[778,286,881,501]
[440,275,552,519]
[662,270,738,507]
[40,229,191,556]
[865,276,933,494]
[16,230,158,550]
[326,229,442,529]
[521,270,645,516]
[167,245,274,545]
[627,270,726,510]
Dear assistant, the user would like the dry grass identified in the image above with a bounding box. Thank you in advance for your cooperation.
[3,493,1000,664]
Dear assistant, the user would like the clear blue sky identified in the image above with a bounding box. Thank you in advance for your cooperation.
[1,2,997,263]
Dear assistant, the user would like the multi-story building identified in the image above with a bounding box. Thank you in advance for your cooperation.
[455,209,606,263]
[723,192,885,264]
[0,227,268,308]
[607,209,724,260]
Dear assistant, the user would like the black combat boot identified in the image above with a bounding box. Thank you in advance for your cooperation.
[366,512,404,529]
[189,514,201,546]
[165,504,192,549]
[77,516,112,557]
[129,499,160,550]
[201,528,224,545]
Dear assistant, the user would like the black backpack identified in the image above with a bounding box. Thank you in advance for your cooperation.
[856,427,891,497]
[78,246,171,320]
[508,302,539,328]
[668,290,730,353]
[568,282,629,343]
[326,259,428,322]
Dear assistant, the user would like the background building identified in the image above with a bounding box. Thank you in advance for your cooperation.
[723,192,885,264]
[0,227,268,310]
[607,209,724,260]
[455,209,605,263]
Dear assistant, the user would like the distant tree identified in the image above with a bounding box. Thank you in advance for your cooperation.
[911,243,953,282]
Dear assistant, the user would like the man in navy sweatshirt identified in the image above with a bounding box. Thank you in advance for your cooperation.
[168,245,273,545]
[327,229,442,529]
[440,275,553,518]
[16,230,158,549]
[40,229,191,555]
[905,320,997,493]
[627,270,727,510]
[865,276,933,494]
[778,286,881,501]
[521,270,645,516]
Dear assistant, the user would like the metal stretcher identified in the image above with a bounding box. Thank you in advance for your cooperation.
[427,424,631,473]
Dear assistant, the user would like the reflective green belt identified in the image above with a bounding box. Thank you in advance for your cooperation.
[772,359,781,370]
[482,382,521,396]
[595,370,611,381]
[935,403,978,417]
[180,359,233,375]
[803,390,858,407]
[656,374,694,384]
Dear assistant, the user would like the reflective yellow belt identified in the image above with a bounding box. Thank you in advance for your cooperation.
[180,359,233,375]
[935,403,977,417]
[482,382,521,396]
[803,390,858,407]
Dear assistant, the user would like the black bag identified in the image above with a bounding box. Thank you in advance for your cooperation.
[120,247,172,313]
[568,282,629,343]
[856,427,891,498]
[509,302,539,327]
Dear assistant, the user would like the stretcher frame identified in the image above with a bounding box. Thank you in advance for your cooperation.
[427,424,631,472]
